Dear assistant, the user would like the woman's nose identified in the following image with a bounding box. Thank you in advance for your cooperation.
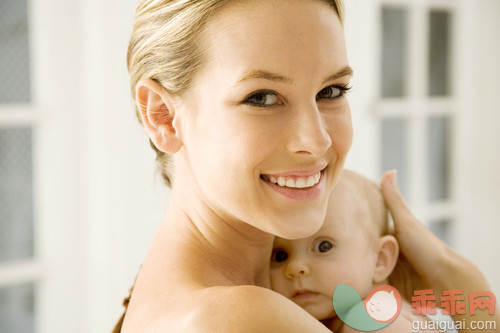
[284,257,311,279]
[285,105,332,157]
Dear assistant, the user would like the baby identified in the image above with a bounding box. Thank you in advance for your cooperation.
[270,170,439,332]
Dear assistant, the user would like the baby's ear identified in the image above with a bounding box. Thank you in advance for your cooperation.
[373,235,399,283]
[135,78,182,154]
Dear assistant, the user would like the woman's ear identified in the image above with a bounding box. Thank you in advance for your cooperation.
[135,78,182,154]
[373,235,399,284]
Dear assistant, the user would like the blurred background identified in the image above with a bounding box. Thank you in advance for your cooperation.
[0,0,498,332]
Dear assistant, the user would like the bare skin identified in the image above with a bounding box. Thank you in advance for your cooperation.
[382,171,500,332]
[123,0,351,331]
[122,199,331,332]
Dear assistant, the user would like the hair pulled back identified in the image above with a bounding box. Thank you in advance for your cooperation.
[127,0,344,187]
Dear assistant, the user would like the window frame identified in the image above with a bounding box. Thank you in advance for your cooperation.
[374,0,459,240]
[0,0,41,329]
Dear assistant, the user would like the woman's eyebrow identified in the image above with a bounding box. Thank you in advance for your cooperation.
[322,66,354,84]
[236,66,353,85]
[237,70,292,84]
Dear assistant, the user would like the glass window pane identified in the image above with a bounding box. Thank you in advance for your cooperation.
[381,118,408,198]
[429,10,451,96]
[0,283,35,333]
[0,128,34,263]
[429,219,451,245]
[427,116,450,201]
[381,7,408,98]
[0,0,31,103]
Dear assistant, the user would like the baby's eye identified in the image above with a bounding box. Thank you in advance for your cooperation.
[271,249,289,263]
[316,85,350,100]
[313,240,333,253]
[243,90,282,107]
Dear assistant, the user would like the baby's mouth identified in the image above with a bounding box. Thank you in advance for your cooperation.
[261,171,322,189]
[292,289,320,299]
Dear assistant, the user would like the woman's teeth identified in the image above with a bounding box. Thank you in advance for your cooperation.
[268,172,321,189]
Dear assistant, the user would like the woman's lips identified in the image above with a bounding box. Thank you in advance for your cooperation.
[261,171,321,188]
[261,169,326,201]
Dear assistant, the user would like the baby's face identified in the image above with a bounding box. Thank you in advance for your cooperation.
[270,191,379,320]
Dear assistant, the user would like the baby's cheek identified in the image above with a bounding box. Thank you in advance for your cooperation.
[269,269,287,292]
[269,272,280,285]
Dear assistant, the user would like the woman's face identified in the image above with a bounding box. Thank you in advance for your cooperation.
[176,0,352,238]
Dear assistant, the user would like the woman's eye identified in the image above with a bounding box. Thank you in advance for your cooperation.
[314,240,333,253]
[271,249,289,263]
[316,85,350,100]
[244,91,282,107]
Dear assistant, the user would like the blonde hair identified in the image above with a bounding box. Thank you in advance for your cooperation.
[127,0,344,187]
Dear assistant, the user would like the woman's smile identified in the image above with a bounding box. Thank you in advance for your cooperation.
[262,171,321,189]
[261,169,327,201]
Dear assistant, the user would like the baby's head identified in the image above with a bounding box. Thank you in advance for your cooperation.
[270,170,399,321]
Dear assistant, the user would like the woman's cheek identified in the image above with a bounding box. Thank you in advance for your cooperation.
[323,108,353,157]
[337,117,353,155]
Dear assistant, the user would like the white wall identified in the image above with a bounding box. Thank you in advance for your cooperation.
[343,0,381,181]
[33,0,169,331]
[33,0,87,330]
[78,0,171,331]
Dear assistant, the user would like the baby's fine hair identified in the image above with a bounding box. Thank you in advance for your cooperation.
[340,171,421,302]
[340,170,389,237]
[127,0,344,187]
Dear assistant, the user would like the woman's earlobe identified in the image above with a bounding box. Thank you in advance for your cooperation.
[373,235,399,284]
[135,79,183,154]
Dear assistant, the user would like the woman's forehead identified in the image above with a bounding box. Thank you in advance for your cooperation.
[200,0,348,83]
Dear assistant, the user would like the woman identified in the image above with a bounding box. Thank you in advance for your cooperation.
[119,0,498,331]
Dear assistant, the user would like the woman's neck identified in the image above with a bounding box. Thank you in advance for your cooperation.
[156,188,275,288]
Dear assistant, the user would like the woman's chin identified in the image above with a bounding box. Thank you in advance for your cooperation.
[266,210,325,240]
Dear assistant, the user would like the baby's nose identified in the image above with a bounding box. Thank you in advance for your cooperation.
[284,258,310,278]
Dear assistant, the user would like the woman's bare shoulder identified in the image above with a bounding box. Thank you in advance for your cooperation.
[131,285,331,332]
[184,285,331,332]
